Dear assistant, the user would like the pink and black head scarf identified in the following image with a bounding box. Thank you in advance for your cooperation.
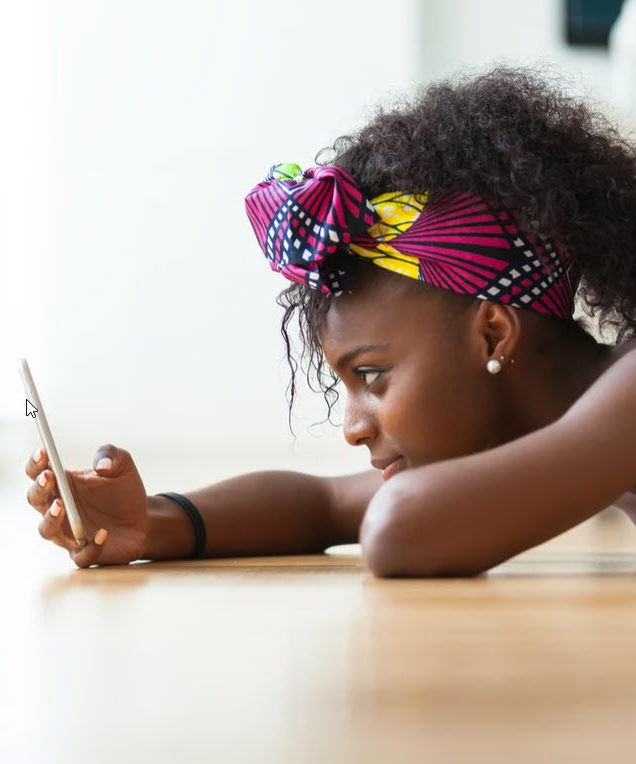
[245,163,580,319]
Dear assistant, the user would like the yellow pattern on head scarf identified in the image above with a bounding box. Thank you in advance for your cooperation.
[348,191,429,280]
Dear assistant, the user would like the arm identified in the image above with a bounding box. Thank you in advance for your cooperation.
[142,468,382,561]
[361,351,636,577]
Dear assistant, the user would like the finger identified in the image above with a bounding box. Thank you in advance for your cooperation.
[27,469,59,514]
[70,529,109,569]
[25,447,49,479]
[93,444,135,476]
[38,498,71,543]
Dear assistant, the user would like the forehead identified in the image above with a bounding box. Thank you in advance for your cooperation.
[319,277,441,366]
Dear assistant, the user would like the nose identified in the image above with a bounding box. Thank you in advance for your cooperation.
[343,396,378,447]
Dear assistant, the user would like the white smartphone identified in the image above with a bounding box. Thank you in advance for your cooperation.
[17,358,88,548]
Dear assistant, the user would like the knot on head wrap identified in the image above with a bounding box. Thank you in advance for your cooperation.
[245,164,580,319]
[245,164,379,294]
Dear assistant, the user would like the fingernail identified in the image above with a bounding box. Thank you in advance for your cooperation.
[33,448,43,463]
[50,500,62,517]
[38,472,49,487]
[94,529,107,545]
[95,457,112,471]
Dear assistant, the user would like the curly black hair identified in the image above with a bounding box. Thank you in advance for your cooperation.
[276,65,636,431]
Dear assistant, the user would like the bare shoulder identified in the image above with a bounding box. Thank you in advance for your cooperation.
[594,338,636,515]
[561,337,636,504]
[566,337,636,421]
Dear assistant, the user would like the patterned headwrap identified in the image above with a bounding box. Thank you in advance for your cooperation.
[245,163,580,319]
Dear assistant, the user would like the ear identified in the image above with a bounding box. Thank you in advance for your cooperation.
[471,300,521,367]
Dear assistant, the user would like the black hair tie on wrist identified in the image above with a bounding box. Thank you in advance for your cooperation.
[156,492,207,559]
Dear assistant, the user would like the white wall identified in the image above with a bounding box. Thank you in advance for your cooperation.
[610,0,636,118]
[1,0,626,491]
[2,0,421,490]
[416,0,613,104]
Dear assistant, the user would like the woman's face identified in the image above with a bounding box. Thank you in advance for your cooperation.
[319,275,505,479]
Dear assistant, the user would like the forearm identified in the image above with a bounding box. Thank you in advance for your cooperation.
[362,412,635,577]
[141,470,336,561]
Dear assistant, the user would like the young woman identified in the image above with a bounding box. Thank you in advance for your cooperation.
[25,67,636,576]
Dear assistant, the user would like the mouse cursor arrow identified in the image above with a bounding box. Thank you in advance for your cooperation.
[26,399,38,418]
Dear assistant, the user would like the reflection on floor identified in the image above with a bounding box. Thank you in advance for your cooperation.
[2,473,635,764]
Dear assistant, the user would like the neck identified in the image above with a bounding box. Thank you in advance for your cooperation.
[501,326,613,439]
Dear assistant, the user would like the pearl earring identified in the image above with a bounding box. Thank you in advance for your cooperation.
[487,355,505,375]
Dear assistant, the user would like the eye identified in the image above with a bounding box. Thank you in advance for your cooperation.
[354,368,384,387]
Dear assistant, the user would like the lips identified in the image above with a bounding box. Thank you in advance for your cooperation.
[370,455,406,482]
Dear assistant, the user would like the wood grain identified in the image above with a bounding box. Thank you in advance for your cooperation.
[3,486,636,764]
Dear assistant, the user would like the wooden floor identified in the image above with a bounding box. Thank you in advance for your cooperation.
[2,480,636,763]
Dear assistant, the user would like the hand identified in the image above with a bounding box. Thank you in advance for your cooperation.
[25,444,149,568]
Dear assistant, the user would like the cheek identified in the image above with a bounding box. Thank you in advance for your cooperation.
[386,357,496,461]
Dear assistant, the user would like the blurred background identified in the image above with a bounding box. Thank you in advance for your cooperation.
[2,0,636,498]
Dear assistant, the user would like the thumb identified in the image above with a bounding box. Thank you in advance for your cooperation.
[93,444,134,475]
[70,531,108,569]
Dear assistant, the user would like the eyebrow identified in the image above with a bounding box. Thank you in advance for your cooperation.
[334,344,390,373]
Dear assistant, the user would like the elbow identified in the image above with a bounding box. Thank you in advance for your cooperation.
[359,524,401,578]
[358,480,399,577]
[361,521,487,578]
[359,474,487,579]
[359,475,436,577]
[361,529,465,579]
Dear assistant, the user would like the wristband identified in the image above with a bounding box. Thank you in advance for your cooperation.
[156,492,207,559]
